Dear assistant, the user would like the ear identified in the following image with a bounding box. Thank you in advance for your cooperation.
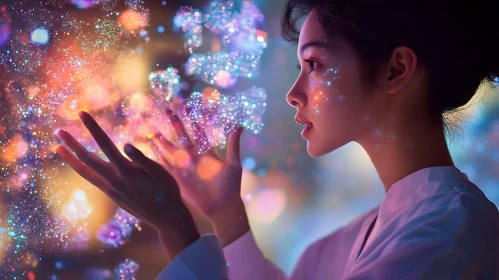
[384,46,418,94]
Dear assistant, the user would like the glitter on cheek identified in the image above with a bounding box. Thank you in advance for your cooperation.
[309,66,341,113]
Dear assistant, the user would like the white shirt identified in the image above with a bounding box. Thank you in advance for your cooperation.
[156,166,499,279]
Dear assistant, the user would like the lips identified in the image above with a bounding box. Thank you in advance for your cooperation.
[295,115,312,128]
[295,115,313,138]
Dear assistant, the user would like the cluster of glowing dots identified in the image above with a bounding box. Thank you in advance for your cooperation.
[114,258,139,280]
[0,0,153,276]
[186,87,267,154]
[174,0,267,87]
[148,67,181,102]
[61,189,92,221]
[312,67,340,113]
[97,208,141,248]
[185,51,262,88]
[151,0,268,154]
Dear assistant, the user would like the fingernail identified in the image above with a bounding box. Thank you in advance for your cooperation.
[55,129,65,138]
[78,110,87,119]
[124,144,135,154]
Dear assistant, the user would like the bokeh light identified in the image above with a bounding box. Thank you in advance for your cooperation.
[0,0,497,278]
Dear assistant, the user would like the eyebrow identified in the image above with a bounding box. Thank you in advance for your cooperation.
[300,41,332,55]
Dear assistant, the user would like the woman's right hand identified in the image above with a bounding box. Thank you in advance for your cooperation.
[152,109,250,246]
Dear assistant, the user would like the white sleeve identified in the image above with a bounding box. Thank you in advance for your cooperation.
[156,234,229,280]
[223,230,287,280]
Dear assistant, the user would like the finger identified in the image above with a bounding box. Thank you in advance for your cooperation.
[154,132,177,155]
[56,129,112,174]
[149,140,174,172]
[184,107,215,155]
[190,119,215,156]
[78,111,132,174]
[167,109,195,150]
[225,126,243,168]
[55,145,113,193]
[124,144,176,183]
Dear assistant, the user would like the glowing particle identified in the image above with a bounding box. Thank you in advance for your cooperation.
[185,87,267,154]
[242,157,257,170]
[148,67,181,102]
[114,258,139,280]
[31,28,49,44]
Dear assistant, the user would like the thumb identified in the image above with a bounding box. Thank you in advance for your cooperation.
[225,126,244,168]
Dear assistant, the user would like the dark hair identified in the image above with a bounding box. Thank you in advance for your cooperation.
[282,0,499,120]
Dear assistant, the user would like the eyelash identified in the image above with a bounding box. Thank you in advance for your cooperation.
[296,60,318,74]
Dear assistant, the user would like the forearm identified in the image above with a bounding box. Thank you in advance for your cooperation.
[210,199,250,247]
[157,205,201,261]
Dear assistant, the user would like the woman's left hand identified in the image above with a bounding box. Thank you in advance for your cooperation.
[55,110,200,260]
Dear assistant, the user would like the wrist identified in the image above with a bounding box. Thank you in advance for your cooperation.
[157,205,201,261]
[210,199,250,247]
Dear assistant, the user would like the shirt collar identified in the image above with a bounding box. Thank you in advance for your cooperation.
[378,166,466,218]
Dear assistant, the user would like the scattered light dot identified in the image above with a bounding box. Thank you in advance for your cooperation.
[242,157,257,170]
[31,28,49,44]
[157,25,165,33]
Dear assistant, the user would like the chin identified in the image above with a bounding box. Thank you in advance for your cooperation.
[306,138,348,158]
[306,142,329,158]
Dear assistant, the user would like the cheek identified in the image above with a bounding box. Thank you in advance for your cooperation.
[308,66,343,114]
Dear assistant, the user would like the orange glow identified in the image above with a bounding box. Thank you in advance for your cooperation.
[27,272,35,280]
[56,94,89,121]
[134,123,154,138]
[256,29,268,41]
[211,38,221,52]
[82,84,110,110]
[201,87,220,106]
[196,156,223,181]
[129,92,153,113]
[2,135,29,162]
[27,86,41,99]
[118,10,148,31]
[173,149,191,169]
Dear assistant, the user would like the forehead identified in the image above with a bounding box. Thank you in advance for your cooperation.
[298,9,330,54]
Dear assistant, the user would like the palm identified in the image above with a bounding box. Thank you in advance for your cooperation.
[178,155,241,215]
[153,110,244,218]
[54,111,190,232]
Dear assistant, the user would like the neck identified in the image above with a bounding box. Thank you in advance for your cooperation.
[355,115,454,193]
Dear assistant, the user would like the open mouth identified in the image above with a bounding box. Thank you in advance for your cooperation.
[295,116,313,137]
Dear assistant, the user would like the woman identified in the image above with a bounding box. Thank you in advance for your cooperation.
[55,0,499,279]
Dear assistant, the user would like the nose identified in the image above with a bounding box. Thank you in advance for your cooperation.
[286,79,307,108]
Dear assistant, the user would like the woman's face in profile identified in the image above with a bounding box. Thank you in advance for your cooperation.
[286,9,380,157]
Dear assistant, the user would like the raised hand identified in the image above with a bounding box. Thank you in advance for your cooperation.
[152,109,250,246]
[55,111,200,259]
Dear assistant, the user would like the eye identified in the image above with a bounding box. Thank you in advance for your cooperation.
[305,60,317,73]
